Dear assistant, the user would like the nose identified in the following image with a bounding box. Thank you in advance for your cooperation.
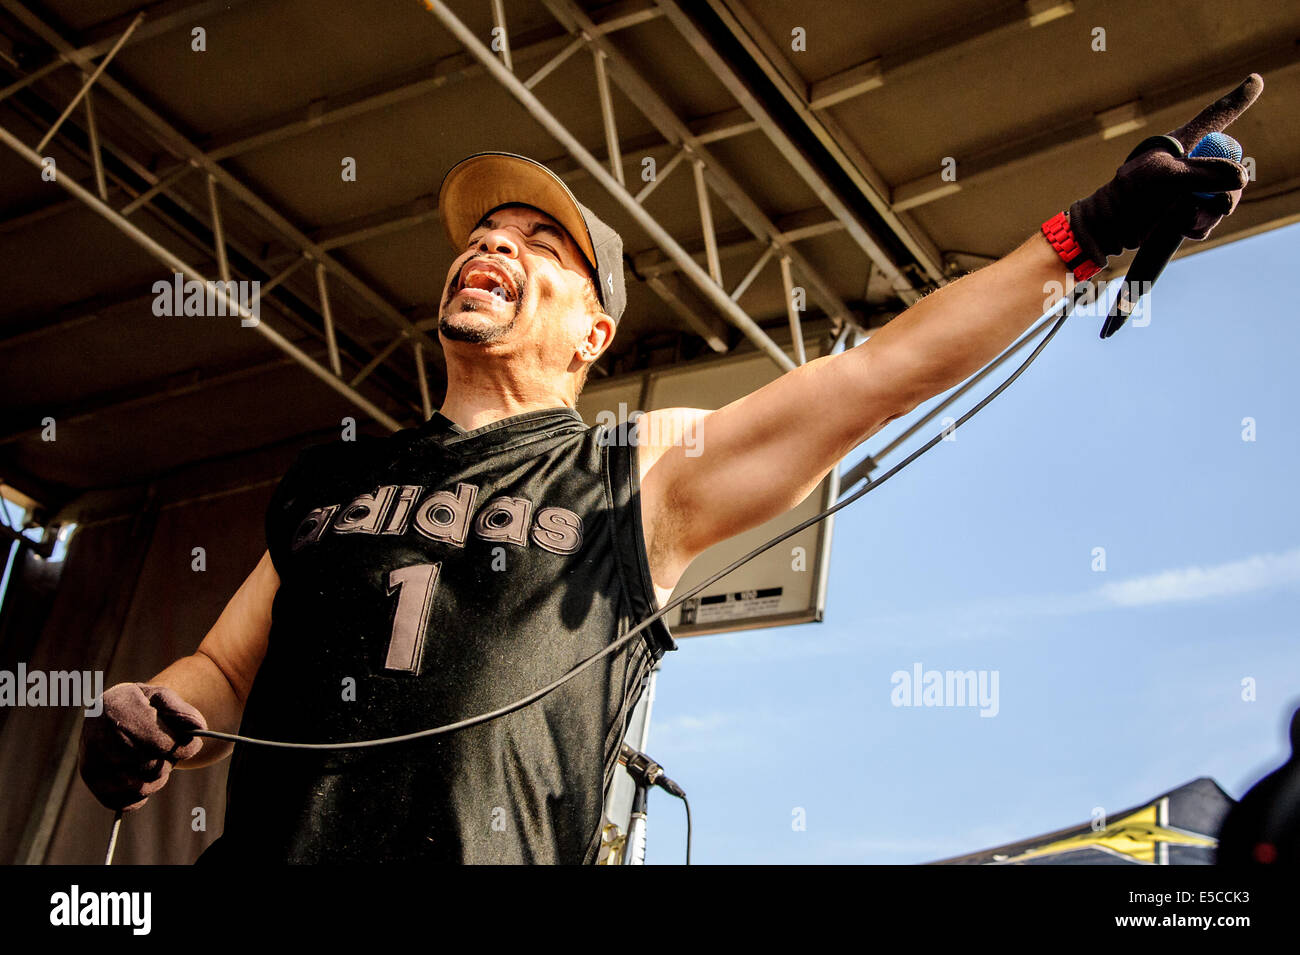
[474,225,520,259]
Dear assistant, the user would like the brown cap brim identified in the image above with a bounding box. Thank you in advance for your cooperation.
[438,152,597,273]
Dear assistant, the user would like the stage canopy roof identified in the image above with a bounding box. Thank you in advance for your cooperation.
[1,0,1296,515]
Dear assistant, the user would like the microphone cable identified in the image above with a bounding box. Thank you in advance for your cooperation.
[191,279,1086,753]
[105,277,1091,865]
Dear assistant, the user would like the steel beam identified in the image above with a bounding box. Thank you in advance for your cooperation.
[414,342,432,419]
[33,12,142,153]
[805,1,1074,110]
[642,272,729,353]
[633,147,684,204]
[658,0,927,299]
[82,90,109,201]
[541,0,858,333]
[205,174,232,285]
[632,209,843,282]
[489,0,513,72]
[265,118,753,261]
[315,262,342,376]
[592,49,624,187]
[729,243,773,303]
[0,121,403,430]
[524,37,581,91]
[118,162,191,216]
[778,255,806,365]
[352,333,406,388]
[691,159,721,285]
[692,0,945,284]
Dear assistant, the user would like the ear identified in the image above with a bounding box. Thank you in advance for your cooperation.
[578,312,616,364]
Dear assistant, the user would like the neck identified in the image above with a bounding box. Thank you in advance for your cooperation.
[436,354,575,431]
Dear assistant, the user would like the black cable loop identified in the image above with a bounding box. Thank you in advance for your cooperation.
[191,281,1085,753]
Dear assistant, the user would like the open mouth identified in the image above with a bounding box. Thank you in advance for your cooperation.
[453,258,519,305]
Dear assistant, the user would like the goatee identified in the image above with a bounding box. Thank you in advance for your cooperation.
[439,304,518,344]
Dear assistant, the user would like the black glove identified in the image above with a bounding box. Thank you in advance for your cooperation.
[78,682,207,812]
[1069,74,1262,269]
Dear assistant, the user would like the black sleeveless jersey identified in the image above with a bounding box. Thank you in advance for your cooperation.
[201,407,675,864]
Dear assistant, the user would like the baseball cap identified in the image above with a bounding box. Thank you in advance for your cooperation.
[438,151,626,323]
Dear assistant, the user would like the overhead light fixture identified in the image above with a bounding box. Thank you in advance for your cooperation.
[1024,0,1076,28]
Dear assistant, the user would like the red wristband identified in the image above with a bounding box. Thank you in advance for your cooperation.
[1041,211,1101,281]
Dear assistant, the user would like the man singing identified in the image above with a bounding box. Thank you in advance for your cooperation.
[78,76,1261,863]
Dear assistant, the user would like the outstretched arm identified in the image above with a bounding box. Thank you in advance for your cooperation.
[638,76,1261,589]
[639,235,1064,586]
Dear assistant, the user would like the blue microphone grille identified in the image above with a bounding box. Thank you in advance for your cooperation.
[1190,132,1243,162]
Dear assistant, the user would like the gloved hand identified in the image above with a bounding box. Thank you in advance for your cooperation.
[1069,73,1262,270]
[78,682,207,812]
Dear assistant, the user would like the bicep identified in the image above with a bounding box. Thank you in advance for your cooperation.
[644,344,907,563]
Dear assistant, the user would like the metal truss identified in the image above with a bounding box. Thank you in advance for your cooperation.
[2,1,1294,433]
[0,0,442,432]
[421,0,909,374]
[697,0,1300,221]
[4,0,921,391]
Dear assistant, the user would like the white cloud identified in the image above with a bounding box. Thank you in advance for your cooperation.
[652,712,734,735]
[1096,546,1300,607]
[836,546,1300,647]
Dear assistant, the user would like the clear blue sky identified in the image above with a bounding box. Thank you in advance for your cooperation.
[644,222,1300,865]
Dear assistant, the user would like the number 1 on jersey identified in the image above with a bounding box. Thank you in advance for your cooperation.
[385,562,441,672]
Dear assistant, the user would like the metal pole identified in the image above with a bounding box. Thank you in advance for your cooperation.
[634,147,684,204]
[625,782,648,865]
[315,262,342,376]
[692,158,722,286]
[0,58,62,103]
[524,36,581,90]
[83,89,108,201]
[489,0,513,72]
[119,162,191,216]
[206,174,232,283]
[730,243,774,302]
[0,121,403,431]
[779,255,807,365]
[423,0,795,374]
[253,255,307,302]
[592,49,623,187]
[623,665,658,866]
[351,333,406,388]
[35,12,143,154]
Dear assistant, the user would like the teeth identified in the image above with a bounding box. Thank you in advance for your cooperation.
[460,263,516,301]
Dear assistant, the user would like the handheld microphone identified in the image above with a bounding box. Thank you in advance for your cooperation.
[1100,131,1242,339]
[619,742,686,797]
